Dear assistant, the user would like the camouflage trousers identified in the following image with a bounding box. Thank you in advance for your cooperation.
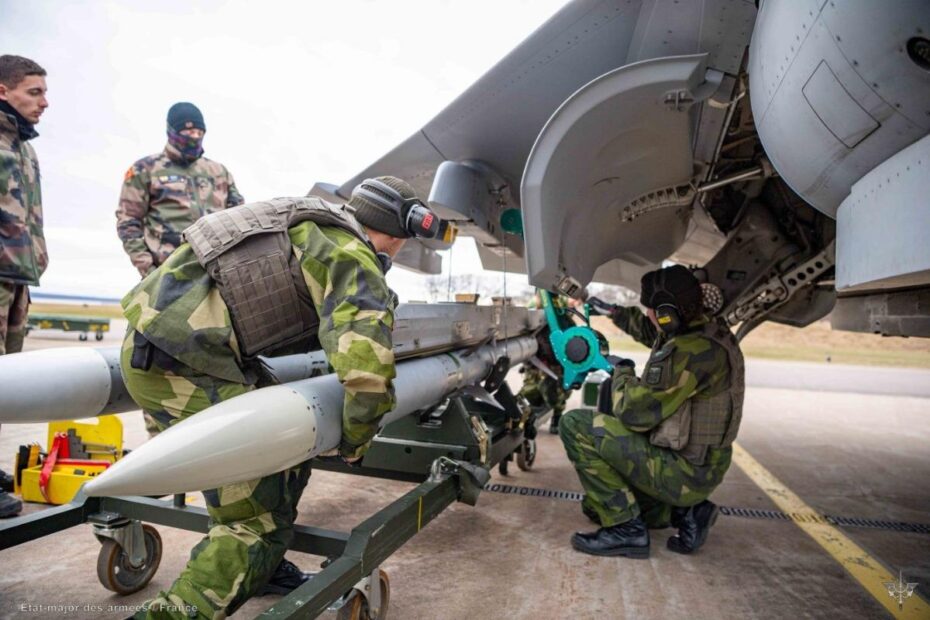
[0,282,29,355]
[520,367,570,417]
[559,408,731,527]
[120,330,313,620]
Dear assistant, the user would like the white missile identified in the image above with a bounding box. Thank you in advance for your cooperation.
[0,346,328,423]
[0,304,542,423]
[0,347,133,423]
[82,335,536,497]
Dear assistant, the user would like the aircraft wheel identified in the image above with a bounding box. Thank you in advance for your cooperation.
[95,332,104,341]
[516,438,536,471]
[96,524,162,595]
[79,333,88,342]
[337,569,390,620]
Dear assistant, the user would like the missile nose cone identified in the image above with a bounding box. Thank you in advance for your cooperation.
[0,347,118,423]
[83,386,321,497]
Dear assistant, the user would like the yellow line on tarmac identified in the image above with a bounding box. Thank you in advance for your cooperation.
[731,442,930,619]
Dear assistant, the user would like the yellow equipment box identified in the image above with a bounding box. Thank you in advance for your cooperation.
[15,416,123,505]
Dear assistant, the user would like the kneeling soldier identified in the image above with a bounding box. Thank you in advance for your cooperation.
[561,265,743,558]
[120,176,439,618]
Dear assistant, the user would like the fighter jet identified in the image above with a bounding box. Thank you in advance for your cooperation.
[311,0,930,339]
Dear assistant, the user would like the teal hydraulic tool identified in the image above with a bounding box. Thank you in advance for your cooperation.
[539,290,613,390]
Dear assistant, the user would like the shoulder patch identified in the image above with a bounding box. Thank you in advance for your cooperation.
[124,167,135,182]
[644,363,665,385]
[650,340,676,362]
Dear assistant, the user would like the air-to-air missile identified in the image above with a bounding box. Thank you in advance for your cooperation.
[82,333,537,497]
[0,303,542,424]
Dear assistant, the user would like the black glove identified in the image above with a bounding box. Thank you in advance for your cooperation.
[605,355,636,371]
[586,296,617,316]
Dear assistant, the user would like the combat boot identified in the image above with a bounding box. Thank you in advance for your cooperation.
[257,558,313,596]
[667,500,718,554]
[0,469,13,492]
[0,490,22,518]
[570,516,649,558]
[548,412,561,434]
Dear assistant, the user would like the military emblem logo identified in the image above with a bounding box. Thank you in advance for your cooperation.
[884,570,918,610]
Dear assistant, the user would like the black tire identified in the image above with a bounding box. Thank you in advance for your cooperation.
[96,524,162,595]
[79,333,88,342]
[516,439,536,471]
[95,332,104,341]
[336,569,390,620]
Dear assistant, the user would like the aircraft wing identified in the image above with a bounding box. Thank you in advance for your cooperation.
[317,0,930,338]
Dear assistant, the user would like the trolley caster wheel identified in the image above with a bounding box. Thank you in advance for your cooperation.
[95,332,104,341]
[516,438,536,471]
[96,524,162,595]
[79,333,88,342]
[337,569,390,620]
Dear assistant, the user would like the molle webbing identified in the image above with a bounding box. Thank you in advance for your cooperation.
[184,197,369,264]
[183,197,371,358]
[690,320,745,449]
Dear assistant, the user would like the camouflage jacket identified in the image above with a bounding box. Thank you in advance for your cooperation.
[116,144,244,276]
[609,307,731,432]
[0,110,47,285]
[122,218,397,458]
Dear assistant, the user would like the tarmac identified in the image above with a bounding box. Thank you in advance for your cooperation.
[0,321,928,619]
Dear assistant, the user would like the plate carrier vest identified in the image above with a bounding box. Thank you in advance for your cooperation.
[183,197,373,359]
[648,319,745,465]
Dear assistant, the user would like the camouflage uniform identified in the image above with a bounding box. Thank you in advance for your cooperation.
[519,365,569,417]
[560,306,738,528]
[0,106,47,355]
[520,292,574,423]
[117,143,243,434]
[121,217,397,619]
[116,143,244,277]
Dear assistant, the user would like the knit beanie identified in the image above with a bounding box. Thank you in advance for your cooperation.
[349,176,419,238]
[640,265,703,319]
[167,102,205,132]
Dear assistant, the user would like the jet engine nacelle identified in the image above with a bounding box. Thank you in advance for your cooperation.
[748,0,930,217]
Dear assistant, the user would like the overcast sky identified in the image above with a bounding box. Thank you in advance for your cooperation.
[2,0,566,301]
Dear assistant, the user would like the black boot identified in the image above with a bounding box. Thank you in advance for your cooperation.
[570,516,650,558]
[257,558,313,596]
[667,500,719,555]
[0,490,22,518]
[548,412,561,434]
[0,469,13,492]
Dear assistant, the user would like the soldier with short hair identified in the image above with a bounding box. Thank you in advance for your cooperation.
[116,101,244,278]
[0,54,50,518]
[562,265,744,558]
[121,176,440,619]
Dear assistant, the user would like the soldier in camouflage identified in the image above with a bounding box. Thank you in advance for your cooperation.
[121,176,439,619]
[519,293,575,433]
[0,55,50,518]
[561,265,744,558]
[116,102,244,278]
[116,102,244,435]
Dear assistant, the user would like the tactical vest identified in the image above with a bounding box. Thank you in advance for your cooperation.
[648,319,745,465]
[183,197,373,359]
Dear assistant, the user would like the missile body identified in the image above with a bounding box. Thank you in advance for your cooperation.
[0,347,329,423]
[0,347,133,423]
[0,303,542,423]
[83,335,536,497]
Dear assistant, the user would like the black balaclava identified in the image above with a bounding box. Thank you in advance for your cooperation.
[166,102,205,162]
